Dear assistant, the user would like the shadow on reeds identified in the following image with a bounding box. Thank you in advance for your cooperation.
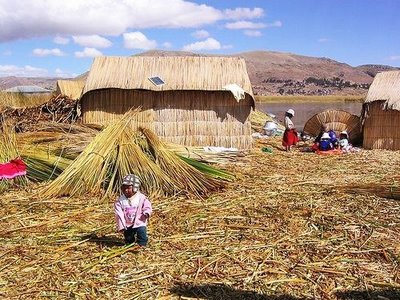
[170,282,308,300]
[335,288,400,300]
[81,233,125,247]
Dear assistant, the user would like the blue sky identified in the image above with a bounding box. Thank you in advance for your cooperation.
[0,0,399,78]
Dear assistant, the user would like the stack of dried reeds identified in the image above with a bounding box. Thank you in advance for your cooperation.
[39,111,232,199]
[0,95,79,132]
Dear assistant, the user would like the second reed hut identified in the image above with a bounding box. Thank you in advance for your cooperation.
[80,56,255,149]
[362,71,400,150]
[56,80,85,100]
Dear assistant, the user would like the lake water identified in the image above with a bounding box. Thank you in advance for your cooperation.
[256,101,363,131]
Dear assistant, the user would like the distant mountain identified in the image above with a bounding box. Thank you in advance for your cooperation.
[0,76,59,91]
[1,50,399,96]
[356,64,400,77]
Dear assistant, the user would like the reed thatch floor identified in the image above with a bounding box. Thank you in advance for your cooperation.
[1,137,399,299]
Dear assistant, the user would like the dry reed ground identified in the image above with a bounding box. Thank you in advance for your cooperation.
[1,137,399,299]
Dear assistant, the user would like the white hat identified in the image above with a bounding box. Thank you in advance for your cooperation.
[286,109,295,116]
[340,130,348,135]
[321,132,330,139]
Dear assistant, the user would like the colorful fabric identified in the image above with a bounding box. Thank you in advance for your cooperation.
[0,159,27,179]
[316,149,343,155]
[282,129,299,147]
[114,191,152,231]
[319,139,334,151]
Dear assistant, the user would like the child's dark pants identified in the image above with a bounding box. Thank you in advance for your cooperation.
[123,226,148,246]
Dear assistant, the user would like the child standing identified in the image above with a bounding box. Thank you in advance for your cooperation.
[282,109,298,151]
[114,174,152,246]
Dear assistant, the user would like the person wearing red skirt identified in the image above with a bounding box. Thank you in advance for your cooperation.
[282,109,298,151]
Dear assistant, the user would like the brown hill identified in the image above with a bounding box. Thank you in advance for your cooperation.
[1,50,398,96]
[0,76,59,91]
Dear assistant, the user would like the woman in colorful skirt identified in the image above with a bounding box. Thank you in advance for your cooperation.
[282,109,298,151]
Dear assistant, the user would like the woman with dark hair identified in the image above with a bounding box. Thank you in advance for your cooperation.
[282,109,298,151]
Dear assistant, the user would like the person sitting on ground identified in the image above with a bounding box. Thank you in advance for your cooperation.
[318,132,334,151]
[315,124,339,149]
[282,108,298,152]
[114,174,152,247]
[338,130,357,152]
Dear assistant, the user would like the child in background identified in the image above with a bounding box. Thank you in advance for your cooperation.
[282,109,298,151]
[339,131,355,152]
[114,174,152,246]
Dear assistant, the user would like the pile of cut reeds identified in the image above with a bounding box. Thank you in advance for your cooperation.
[0,95,78,132]
[39,111,232,199]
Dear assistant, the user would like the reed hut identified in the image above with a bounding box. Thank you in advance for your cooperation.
[56,80,85,100]
[362,71,400,150]
[80,56,255,149]
[4,85,52,94]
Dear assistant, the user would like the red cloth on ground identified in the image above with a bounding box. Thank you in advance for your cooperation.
[0,159,27,179]
[315,149,343,155]
[282,129,299,147]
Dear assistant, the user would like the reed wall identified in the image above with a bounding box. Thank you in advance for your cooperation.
[81,89,253,149]
[363,101,400,150]
[56,80,85,100]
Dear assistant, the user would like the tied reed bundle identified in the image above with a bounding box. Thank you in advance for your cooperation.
[39,110,231,199]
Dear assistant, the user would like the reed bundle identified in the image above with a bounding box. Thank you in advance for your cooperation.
[39,111,230,199]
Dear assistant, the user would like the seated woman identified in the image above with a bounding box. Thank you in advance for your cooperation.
[314,124,339,150]
[318,132,334,151]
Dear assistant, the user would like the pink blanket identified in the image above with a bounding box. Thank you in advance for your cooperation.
[0,159,27,179]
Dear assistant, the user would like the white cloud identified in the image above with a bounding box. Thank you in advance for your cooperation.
[223,7,264,20]
[244,30,262,37]
[0,0,224,42]
[2,50,12,56]
[123,32,157,50]
[182,38,221,51]
[33,48,65,57]
[74,47,103,58]
[54,68,77,78]
[226,20,281,30]
[318,38,329,43]
[225,21,266,30]
[54,35,69,45]
[0,64,48,77]
[266,21,282,28]
[191,30,210,39]
[72,35,112,48]
[162,42,172,48]
[389,55,400,61]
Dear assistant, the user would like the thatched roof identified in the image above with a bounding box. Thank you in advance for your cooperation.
[364,70,400,111]
[82,56,254,102]
[56,80,85,100]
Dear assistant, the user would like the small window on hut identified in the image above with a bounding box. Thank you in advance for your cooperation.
[148,76,165,86]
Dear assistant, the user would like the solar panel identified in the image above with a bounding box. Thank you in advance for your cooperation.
[148,76,165,86]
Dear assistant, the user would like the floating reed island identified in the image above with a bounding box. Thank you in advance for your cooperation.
[1,125,399,299]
